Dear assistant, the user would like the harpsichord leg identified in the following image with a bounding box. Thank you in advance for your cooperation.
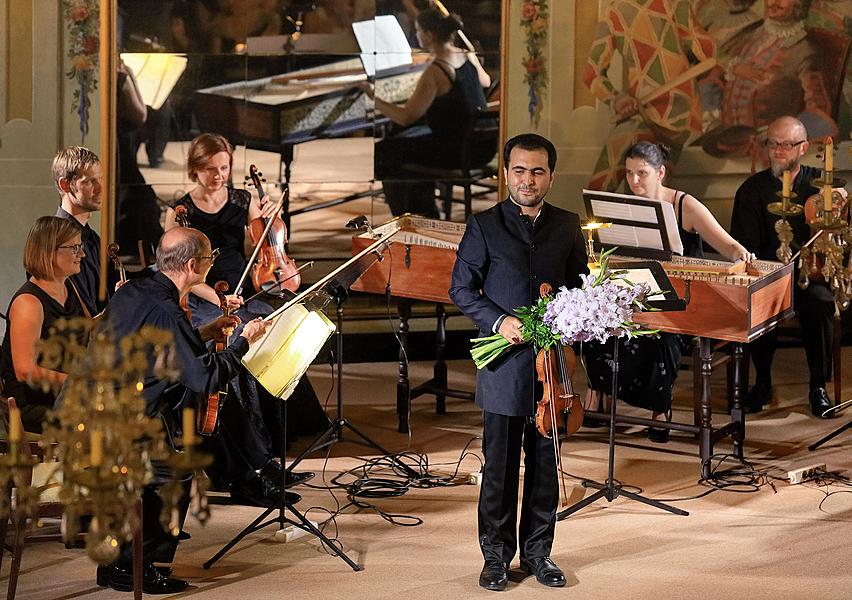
[397,299,412,433]
[698,337,714,479]
[730,343,745,459]
[434,303,447,414]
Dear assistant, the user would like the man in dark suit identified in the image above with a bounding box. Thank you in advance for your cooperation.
[450,133,588,591]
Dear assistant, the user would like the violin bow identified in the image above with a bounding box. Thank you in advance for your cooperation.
[433,0,476,53]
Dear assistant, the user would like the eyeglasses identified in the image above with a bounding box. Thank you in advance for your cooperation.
[57,243,85,254]
[764,140,806,151]
[196,248,220,263]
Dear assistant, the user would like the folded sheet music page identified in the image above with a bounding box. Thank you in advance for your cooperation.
[352,15,413,76]
[583,189,684,256]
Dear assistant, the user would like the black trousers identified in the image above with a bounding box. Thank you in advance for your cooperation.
[118,461,191,567]
[478,411,558,566]
[748,281,835,389]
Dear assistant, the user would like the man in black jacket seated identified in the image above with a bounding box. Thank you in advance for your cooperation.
[450,134,588,591]
[731,116,843,417]
[94,227,293,593]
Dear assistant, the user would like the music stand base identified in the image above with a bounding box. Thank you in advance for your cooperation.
[557,479,688,520]
[203,504,361,571]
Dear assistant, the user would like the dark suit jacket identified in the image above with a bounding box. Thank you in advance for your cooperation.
[449,200,588,416]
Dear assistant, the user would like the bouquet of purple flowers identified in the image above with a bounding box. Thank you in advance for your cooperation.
[470,248,660,369]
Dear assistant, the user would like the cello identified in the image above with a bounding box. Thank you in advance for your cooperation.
[243,165,301,296]
[534,283,583,508]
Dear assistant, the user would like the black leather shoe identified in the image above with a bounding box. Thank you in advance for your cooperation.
[520,556,567,588]
[230,474,302,507]
[647,409,672,443]
[108,563,188,594]
[260,460,316,488]
[744,382,772,413]
[479,561,508,591]
[810,387,834,418]
[97,564,172,587]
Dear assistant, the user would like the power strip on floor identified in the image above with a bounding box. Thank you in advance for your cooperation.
[787,463,827,484]
[274,520,319,543]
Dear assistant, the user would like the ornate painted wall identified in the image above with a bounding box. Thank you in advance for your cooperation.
[0,0,100,326]
[503,0,852,229]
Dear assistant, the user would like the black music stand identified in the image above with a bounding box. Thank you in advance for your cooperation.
[558,261,689,520]
[284,222,419,479]
[204,220,408,572]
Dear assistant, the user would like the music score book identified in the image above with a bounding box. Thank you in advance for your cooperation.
[583,189,684,259]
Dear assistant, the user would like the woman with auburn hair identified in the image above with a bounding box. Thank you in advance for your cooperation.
[1,216,88,432]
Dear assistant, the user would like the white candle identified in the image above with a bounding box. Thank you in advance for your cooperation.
[782,170,791,197]
[825,137,834,173]
[182,407,195,447]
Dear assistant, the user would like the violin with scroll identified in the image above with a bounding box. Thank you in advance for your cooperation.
[534,283,583,508]
[244,165,301,295]
[197,280,233,436]
[107,242,128,285]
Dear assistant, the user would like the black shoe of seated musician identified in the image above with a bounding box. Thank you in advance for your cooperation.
[260,460,316,488]
[478,560,508,591]
[107,563,188,594]
[810,387,834,419]
[97,564,173,587]
[647,409,672,443]
[744,382,773,413]
[230,474,302,508]
[520,556,567,588]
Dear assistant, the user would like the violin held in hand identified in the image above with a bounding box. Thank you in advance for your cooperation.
[246,165,301,295]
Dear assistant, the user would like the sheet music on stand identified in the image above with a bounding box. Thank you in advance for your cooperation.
[352,15,413,76]
[120,53,186,110]
[583,189,683,259]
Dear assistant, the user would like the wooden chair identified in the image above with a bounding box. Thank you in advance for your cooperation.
[0,396,62,600]
[0,396,144,599]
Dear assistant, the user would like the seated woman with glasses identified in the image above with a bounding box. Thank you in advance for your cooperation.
[584,141,756,443]
[1,216,88,432]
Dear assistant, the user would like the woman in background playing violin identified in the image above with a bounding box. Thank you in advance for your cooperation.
[165,133,280,325]
[584,141,755,443]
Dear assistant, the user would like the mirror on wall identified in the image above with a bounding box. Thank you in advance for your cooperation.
[114,0,502,262]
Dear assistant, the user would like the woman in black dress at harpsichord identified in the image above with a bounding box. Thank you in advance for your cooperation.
[584,141,755,442]
[360,8,497,218]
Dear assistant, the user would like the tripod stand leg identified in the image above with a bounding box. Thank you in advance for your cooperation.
[616,487,689,516]
[286,506,361,571]
[556,487,608,520]
[203,508,274,569]
[808,420,852,451]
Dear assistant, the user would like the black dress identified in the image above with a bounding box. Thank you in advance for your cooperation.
[584,192,703,414]
[0,280,85,432]
[377,58,498,217]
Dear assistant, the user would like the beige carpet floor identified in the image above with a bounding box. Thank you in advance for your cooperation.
[5,346,852,599]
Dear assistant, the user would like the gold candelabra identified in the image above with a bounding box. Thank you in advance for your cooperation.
[769,168,803,264]
[801,138,851,309]
[1,317,214,563]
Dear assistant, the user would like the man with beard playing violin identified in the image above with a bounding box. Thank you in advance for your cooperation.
[450,134,588,591]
